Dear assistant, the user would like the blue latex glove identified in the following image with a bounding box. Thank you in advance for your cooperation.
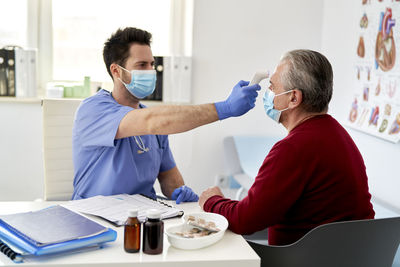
[214,80,261,120]
[171,186,199,204]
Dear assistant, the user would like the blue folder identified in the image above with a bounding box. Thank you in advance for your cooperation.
[0,205,117,262]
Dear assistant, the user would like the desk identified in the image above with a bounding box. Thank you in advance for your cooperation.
[0,201,260,267]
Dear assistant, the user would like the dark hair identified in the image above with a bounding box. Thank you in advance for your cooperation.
[281,49,333,113]
[103,27,152,79]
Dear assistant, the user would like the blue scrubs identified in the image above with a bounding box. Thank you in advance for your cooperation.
[71,89,176,200]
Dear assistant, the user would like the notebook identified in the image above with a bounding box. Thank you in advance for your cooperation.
[0,205,117,262]
[62,194,184,226]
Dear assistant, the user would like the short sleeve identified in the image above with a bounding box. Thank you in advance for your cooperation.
[73,92,133,147]
[158,135,176,172]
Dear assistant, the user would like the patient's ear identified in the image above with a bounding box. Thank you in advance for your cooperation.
[289,89,302,108]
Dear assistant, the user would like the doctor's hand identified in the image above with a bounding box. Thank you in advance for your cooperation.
[199,186,224,210]
[171,185,199,204]
[214,80,261,120]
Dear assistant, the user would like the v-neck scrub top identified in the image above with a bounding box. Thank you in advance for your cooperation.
[71,89,176,200]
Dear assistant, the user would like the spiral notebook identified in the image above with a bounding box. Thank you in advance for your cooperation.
[0,205,117,262]
[62,194,184,226]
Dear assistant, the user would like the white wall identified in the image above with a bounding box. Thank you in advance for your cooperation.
[321,0,400,209]
[0,102,44,201]
[0,0,324,200]
[169,0,324,193]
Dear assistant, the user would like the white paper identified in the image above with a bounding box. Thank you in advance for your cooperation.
[62,194,182,226]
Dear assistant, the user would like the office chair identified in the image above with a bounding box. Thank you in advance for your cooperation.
[223,135,281,200]
[42,98,82,200]
[248,217,400,267]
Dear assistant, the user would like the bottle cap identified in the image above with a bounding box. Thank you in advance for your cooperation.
[128,209,139,218]
[147,209,162,219]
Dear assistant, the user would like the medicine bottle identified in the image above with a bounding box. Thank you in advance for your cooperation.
[143,209,164,255]
[124,209,141,253]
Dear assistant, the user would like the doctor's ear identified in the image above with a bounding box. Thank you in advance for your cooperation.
[110,63,122,80]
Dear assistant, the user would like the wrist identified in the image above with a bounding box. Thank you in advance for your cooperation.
[203,195,224,212]
[214,101,230,120]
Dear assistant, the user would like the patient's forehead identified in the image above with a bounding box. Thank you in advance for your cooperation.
[271,61,288,86]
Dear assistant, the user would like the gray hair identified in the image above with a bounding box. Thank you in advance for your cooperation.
[280,49,333,113]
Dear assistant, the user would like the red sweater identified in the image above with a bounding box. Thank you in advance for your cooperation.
[204,115,375,245]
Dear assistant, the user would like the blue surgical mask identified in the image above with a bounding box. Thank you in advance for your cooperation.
[118,65,157,99]
[263,89,293,123]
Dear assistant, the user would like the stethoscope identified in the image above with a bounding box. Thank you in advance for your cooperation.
[133,135,162,154]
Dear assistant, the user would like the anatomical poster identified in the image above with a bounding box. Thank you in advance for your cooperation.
[349,0,400,143]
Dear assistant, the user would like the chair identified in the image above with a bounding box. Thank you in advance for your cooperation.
[248,217,400,267]
[42,98,82,200]
[223,135,281,200]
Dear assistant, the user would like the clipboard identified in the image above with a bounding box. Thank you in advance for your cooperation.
[63,194,184,226]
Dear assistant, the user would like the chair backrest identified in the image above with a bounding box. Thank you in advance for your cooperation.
[223,135,281,179]
[42,98,82,201]
[223,135,281,197]
[248,217,400,267]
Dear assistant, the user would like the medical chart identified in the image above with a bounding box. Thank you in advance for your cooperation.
[349,0,400,143]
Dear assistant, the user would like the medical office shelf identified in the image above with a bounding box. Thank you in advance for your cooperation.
[0,97,42,104]
[0,97,191,106]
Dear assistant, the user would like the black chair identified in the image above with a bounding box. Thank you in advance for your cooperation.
[248,217,400,267]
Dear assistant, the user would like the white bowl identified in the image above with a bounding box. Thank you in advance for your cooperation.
[166,212,229,250]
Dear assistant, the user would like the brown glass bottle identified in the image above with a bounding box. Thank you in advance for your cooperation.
[124,209,140,253]
[143,209,164,255]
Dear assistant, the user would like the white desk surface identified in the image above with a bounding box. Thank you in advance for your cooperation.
[0,201,260,267]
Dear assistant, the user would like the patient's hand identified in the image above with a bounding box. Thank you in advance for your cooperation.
[199,186,224,210]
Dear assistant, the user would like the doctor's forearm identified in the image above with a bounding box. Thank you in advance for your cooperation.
[117,104,219,138]
[160,180,182,199]
[147,104,219,134]
[158,167,184,198]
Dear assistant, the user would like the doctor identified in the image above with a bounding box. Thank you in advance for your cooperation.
[71,27,261,203]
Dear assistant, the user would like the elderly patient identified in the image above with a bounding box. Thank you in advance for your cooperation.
[199,49,375,246]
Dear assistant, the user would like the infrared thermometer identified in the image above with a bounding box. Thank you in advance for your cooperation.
[249,71,270,86]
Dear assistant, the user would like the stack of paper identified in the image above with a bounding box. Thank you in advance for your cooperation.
[63,194,184,226]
